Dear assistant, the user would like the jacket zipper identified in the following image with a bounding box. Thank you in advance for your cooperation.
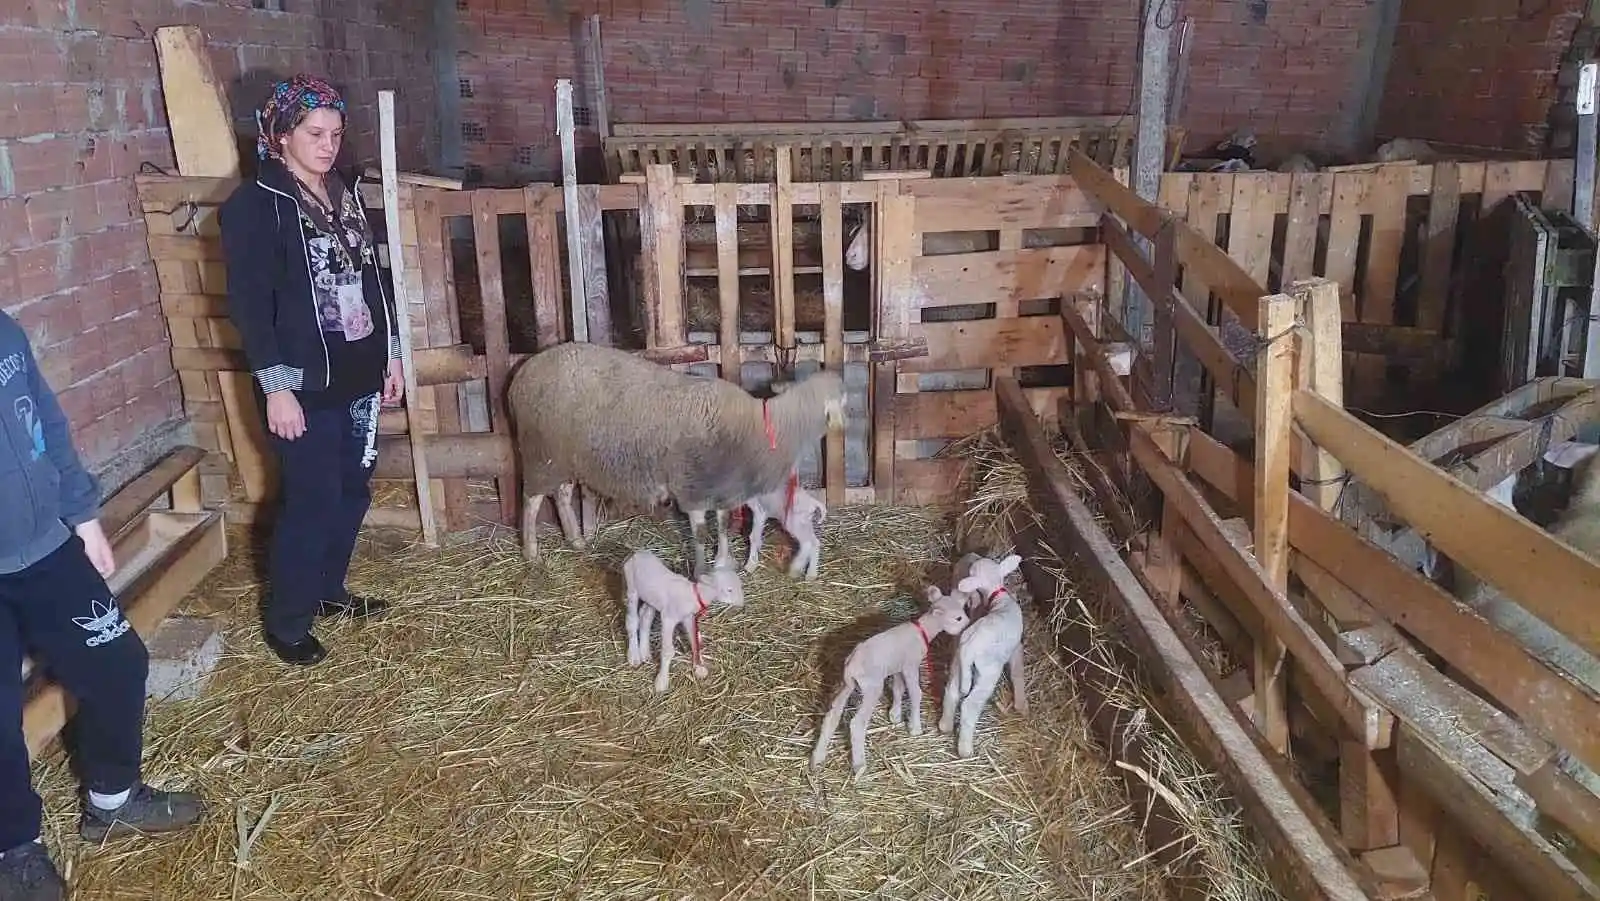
[256,177,333,389]
[2,393,38,544]
[350,172,397,369]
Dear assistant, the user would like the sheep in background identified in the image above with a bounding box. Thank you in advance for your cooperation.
[845,218,870,271]
[938,553,1027,757]
[622,547,745,693]
[742,476,827,581]
[1373,137,1437,164]
[506,341,846,576]
[1276,153,1319,173]
[810,587,971,776]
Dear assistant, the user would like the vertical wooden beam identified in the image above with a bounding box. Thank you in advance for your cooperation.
[1252,292,1296,753]
[379,90,439,547]
[772,145,797,373]
[586,13,611,141]
[874,181,915,501]
[470,191,516,526]
[1122,0,1174,342]
[1148,218,1178,411]
[556,78,589,344]
[576,185,612,345]
[643,164,685,348]
[524,187,565,349]
[714,183,740,382]
[820,181,847,506]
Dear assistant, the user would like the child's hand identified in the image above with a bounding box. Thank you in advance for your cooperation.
[382,359,405,407]
[74,519,116,578]
[265,390,306,440]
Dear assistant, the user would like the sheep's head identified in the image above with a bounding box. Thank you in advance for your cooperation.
[956,553,1023,604]
[700,548,746,607]
[922,585,971,636]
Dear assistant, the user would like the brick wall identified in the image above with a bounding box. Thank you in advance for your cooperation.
[0,0,434,477]
[1376,0,1586,154]
[455,0,1375,181]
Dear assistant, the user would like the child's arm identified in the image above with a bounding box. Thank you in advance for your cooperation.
[24,345,100,527]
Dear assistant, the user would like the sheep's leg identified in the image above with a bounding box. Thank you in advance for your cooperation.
[520,493,547,562]
[714,509,733,568]
[938,656,965,735]
[580,488,600,542]
[685,508,710,578]
[849,681,885,776]
[654,612,678,693]
[1007,646,1028,715]
[555,483,584,548]
[957,663,1004,758]
[744,510,768,573]
[902,664,925,736]
[810,681,855,771]
[887,673,905,725]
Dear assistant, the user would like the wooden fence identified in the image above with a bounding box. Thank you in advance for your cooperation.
[1034,147,1600,901]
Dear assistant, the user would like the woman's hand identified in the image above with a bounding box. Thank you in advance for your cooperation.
[74,519,116,578]
[265,389,306,440]
[382,359,405,407]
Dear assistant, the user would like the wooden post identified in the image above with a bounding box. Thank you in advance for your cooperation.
[556,78,588,344]
[1252,292,1296,753]
[379,91,439,547]
[771,145,797,376]
[1122,0,1174,343]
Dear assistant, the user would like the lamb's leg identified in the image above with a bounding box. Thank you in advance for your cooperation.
[683,617,708,679]
[938,656,964,735]
[555,483,584,548]
[887,672,905,725]
[635,604,659,668]
[520,493,547,562]
[902,663,925,736]
[744,510,768,573]
[1007,646,1028,715]
[624,585,643,666]
[654,611,678,693]
[849,681,884,776]
[685,508,710,577]
[580,488,600,542]
[810,681,856,771]
[956,663,1003,758]
[788,529,820,581]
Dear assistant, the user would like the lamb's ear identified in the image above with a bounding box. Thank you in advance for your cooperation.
[997,554,1022,577]
[956,575,981,594]
[922,585,942,604]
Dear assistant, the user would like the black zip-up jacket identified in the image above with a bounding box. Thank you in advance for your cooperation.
[217,157,401,398]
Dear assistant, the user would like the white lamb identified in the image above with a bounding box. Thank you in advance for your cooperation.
[743,475,827,580]
[622,548,746,693]
[809,587,971,775]
[939,553,1028,757]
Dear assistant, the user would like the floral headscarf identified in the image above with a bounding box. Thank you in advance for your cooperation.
[255,74,347,162]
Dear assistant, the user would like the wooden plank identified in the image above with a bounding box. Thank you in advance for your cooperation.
[523,187,565,349]
[644,164,685,346]
[995,377,1381,901]
[99,446,209,539]
[1417,161,1461,333]
[1324,173,1367,322]
[903,317,1067,372]
[1184,429,1600,778]
[470,191,516,526]
[215,371,274,504]
[1227,173,1282,287]
[773,146,797,362]
[910,246,1105,311]
[820,182,846,506]
[575,185,612,345]
[714,184,740,381]
[894,386,1068,438]
[1293,388,1600,658]
[875,183,917,498]
[153,26,239,179]
[892,457,967,505]
[907,176,1099,232]
[1517,759,1600,856]
[1252,293,1296,753]
[146,232,221,262]
[557,79,589,343]
[1280,173,1326,285]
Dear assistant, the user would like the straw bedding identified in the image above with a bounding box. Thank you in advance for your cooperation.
[31,499,1190,900]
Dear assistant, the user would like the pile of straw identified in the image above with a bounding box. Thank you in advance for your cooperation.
[945,424,1281,901]
[35,504,1184,900]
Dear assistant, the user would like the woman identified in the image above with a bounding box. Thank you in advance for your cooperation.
[219,75,405,666]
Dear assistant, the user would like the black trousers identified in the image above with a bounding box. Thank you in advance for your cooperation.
[263,392,381,642]
[0,535,149,849]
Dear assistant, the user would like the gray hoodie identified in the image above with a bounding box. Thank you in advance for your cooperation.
[0,310,101,575]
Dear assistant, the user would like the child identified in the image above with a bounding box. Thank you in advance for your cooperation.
[0,310,205,899]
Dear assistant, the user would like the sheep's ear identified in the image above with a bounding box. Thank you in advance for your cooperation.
[922,585,942,603]
[998,554,1022,576]
[956,575,981,594]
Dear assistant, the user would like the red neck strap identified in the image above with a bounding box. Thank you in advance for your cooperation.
[691,584,708,666]
[912,620,934,682]
[973,585,1007,616]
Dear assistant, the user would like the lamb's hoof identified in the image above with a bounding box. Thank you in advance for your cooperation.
[850,764,867,779]
[907,724,923,737]
[1014,700,1030,716]
[743,563,758,575]
[937,720,953,735]
[692,665,709,679]
[957,742,975,759]
[653,679,670,693]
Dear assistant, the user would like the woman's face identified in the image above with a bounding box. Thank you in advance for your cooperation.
[280,107,344,177]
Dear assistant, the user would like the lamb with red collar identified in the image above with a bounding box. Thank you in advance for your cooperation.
[742,475,826,581]
[810,587,970,776]
[939,552,1028,758]
[622,548,745,693]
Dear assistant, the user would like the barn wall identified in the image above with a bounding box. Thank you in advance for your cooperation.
[0,1,435,483]
[1375,0,1585,155]
[454,0,1377,182]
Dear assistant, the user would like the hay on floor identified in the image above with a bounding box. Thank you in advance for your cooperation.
[948,424,1280,901]
[34,504,1184,900]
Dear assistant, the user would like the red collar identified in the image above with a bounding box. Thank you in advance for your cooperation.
[973,586,1007,618]
[912,619,933,682]
[690,584,709,666]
